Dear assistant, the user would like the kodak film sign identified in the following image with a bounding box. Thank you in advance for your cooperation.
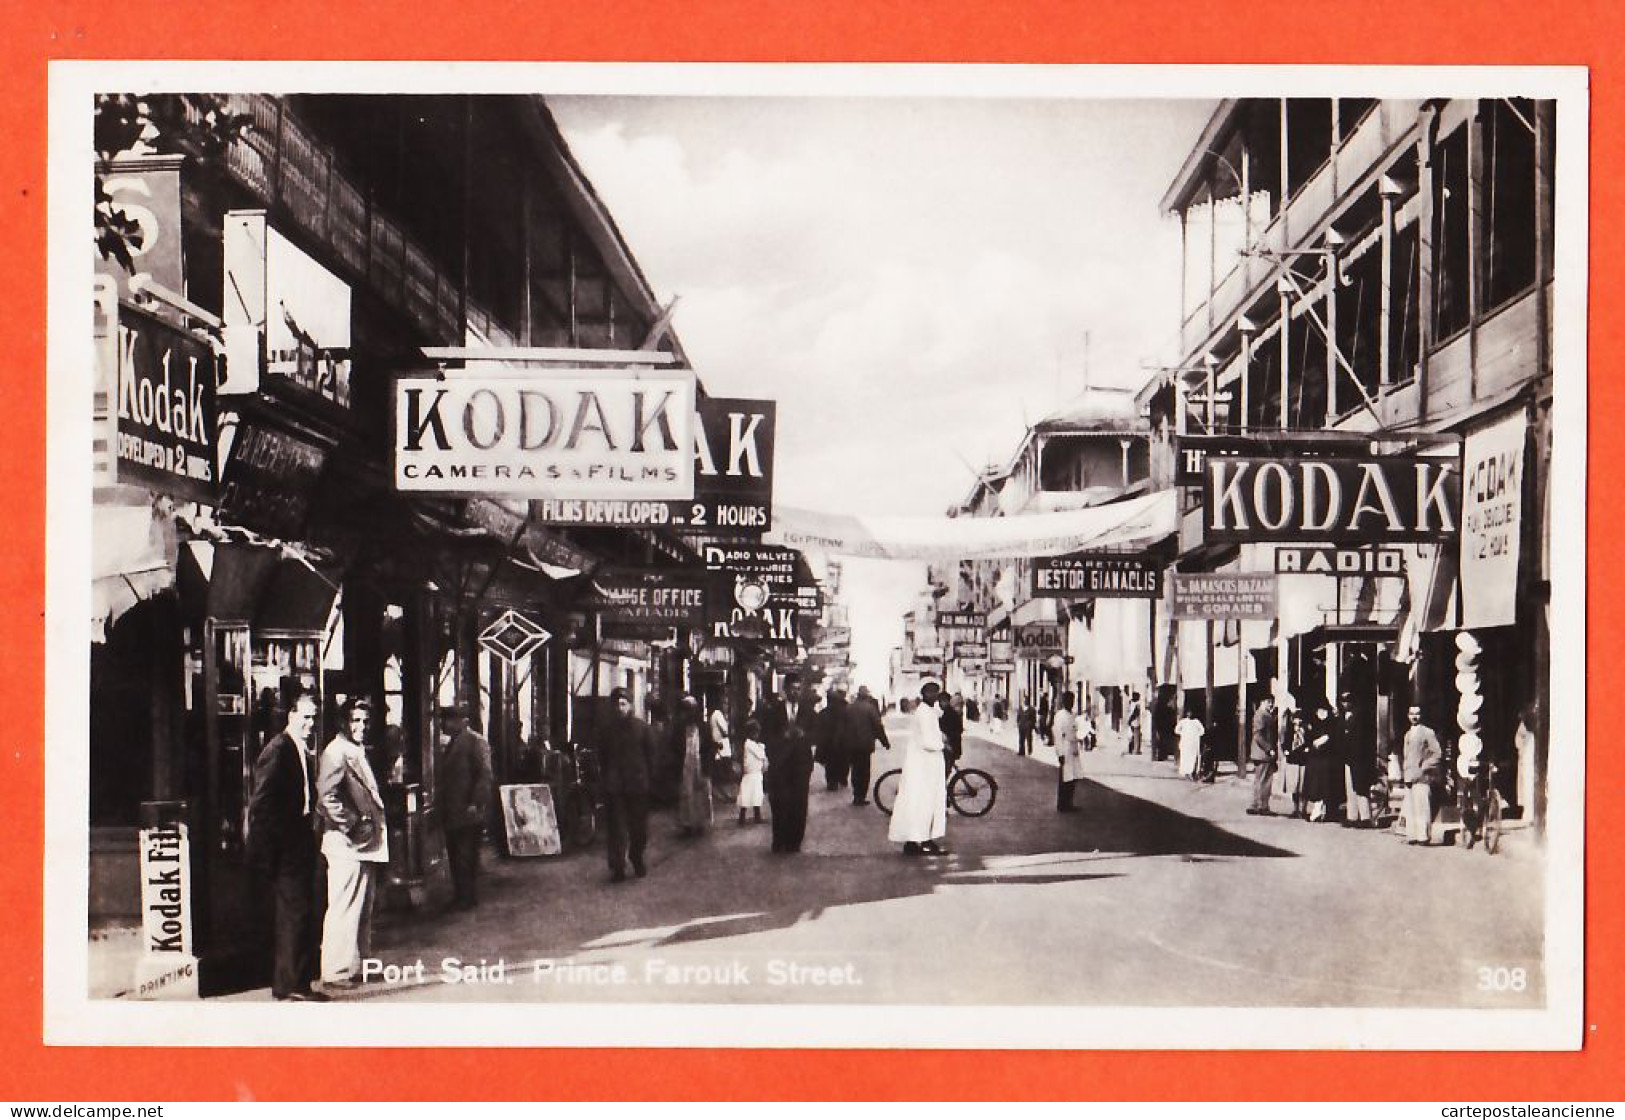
[394,370,696,499]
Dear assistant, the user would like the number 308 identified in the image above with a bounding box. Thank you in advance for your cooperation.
[1477,966,1528,992]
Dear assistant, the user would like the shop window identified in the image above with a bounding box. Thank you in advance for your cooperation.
[1432,125,1472,341]
[1285,99,1334,198]
[1482,98,1541,313]
[89,596,176,827]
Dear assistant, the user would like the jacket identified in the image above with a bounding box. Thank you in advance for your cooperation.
[317,735,389,862]
[599,713,657,796]
[439,728,493,832]
[1249,704,1279,762]
[841,697,890,755]
[247,730,316,874]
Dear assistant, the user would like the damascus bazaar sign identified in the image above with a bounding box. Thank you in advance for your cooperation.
[1201,455,1461,543]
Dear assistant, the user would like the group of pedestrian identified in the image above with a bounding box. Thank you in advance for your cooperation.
[247,692,493,1001]
[1241,694,1446,845]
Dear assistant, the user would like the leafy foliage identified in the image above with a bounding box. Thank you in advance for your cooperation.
[93,93,253,272]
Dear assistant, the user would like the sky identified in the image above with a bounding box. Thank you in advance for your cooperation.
[550,94,1216,692]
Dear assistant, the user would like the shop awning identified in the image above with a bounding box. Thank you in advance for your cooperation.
[765,489,1177,562]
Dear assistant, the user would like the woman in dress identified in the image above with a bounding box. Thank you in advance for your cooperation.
[1278,706,1309,818]
[673,695,713,836]
[737,718,767,826]
[1300,704,1341,822]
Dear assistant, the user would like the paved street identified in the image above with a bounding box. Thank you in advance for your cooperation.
[292,714,1545,1010]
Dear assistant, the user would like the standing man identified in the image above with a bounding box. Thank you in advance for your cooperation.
[1038,693,1053,746]
[246,691,328,1001]
[1016,693,1036,757]
[438,704,493,911]
[817,686,851,791]
[1401,705,1443,845]
[599,687,656,881]
[1339,692,1375,828]
[1246,695,1279,816]
[889,681,948,856]
[1054,691,1083,812]
[842,684,891,806]
[939,692,966,772]
[316,698,388,988]
[1125,692,1144,756]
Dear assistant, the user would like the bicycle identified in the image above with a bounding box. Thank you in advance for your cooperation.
[1457,759,1503,855]
[872,759,998,818]
[547,741,600,850]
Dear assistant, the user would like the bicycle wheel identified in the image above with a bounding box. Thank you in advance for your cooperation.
[949,768,998,817]
[872,769,902,815]
[564,788,598,849]
[1483,791,1503,855]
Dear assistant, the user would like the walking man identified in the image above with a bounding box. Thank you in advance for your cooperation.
[843,684,891,806]
[316,698,388,989]
[1054,691,1083,812]
[1246,695,1279,816]
[1016,693,1036,756]
[438,704,493,910]
[889,681,948,856]
[599,687,656,881]
[247,691,327,1001]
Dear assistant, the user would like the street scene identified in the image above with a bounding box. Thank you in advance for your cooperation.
[70,73,1575,1037]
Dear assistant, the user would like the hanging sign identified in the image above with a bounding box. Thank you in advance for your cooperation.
[477,610,551,665]
[1274,546,1405,575]
[700,541,805,645]
[1170,574,1278,620]
[936,609,987,630]
[1014,623,1065,658]
[218,422,327,539]
[588,567,709,626]
[1459,411,1527,629]
[1202,456,1460,543]
[1032,554,1162,598]
[687,397,776,532]
[394,369,696,498]
[113,302,218,504]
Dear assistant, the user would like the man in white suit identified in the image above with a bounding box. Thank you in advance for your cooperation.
[888,681,948,856]
[316,699,389,988]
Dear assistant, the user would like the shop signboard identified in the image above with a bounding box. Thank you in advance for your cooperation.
[477,609,551,666]
[1014,623,1065,658]
[499,784,561,857]
[1201,455,1461,543]
[689,397,775,532]
[218,421,327,539]
[989,638,1013,663]
[701,541,804,645]
[1274,546,1405,575]
[532,498,683,527]
[221,211,353,408]
[113,301,218,504]
[96,155,185,305]
[954,641,988,659]
[133,804,198,1000]
[958,657,988,676]
[988,660,1017,674]
[393,369,697,499]
[1170,574,1279,620]
[587,567,708,626]
[1032,553,1162,598]
[936,609,987,630]
[1459,411,1527,629]
[822,626,852,647]
[598,619,675,643]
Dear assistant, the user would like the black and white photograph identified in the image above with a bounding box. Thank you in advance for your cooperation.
[47,62,1587,1048]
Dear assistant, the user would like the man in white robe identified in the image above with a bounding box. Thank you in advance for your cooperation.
[889,681,948,856]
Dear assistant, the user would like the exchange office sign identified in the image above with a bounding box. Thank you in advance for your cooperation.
[394,369,696,499]
[1171,574,1278,620]
[1202,455,1460,543]
[589,567,708,627]
[115,302,217,504]
[1033,554,1162,598]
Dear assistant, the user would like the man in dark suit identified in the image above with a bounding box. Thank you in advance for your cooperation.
[842,685,891,806]
[247,692,328,1002]
[438,704,493,910]
[598,687,656,883]
[816,687,850,791]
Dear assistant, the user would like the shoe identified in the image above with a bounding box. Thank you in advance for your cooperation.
[921,842,947,855]
[852,799,868,807]
[1245,808,1261,816]
[903,842,922,856]
[1255,808,1276,817]
[633,862,647,879]
[321,976,362,991]
[277,989,330,1002]
[610,869,627,883]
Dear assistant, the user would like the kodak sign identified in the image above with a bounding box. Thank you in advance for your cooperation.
[1202,455,1460,543]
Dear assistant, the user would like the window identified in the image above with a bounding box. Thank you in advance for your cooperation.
[1389,221,1422,384]
[1285,99,1334,198]
[1287,309,1329,430]
[1335,239,1383,409]
[1482,98,1541,312]
[1432,124,1471,340]
[1246,325,1282,432]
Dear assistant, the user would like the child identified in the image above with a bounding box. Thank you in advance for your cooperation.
[737,718,767,825]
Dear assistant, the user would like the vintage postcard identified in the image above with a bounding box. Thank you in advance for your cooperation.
[44,61,1588,1049]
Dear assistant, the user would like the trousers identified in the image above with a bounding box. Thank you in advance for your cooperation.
[604,789,649,874]
[445,825,482,906]
[1404,781,1434,843]
[1250,759,1277,811]
[320,857,377,982]
[849,751,874,803]
[267,842,317,998]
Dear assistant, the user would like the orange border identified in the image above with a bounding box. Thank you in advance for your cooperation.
[3,0,1617,1101]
